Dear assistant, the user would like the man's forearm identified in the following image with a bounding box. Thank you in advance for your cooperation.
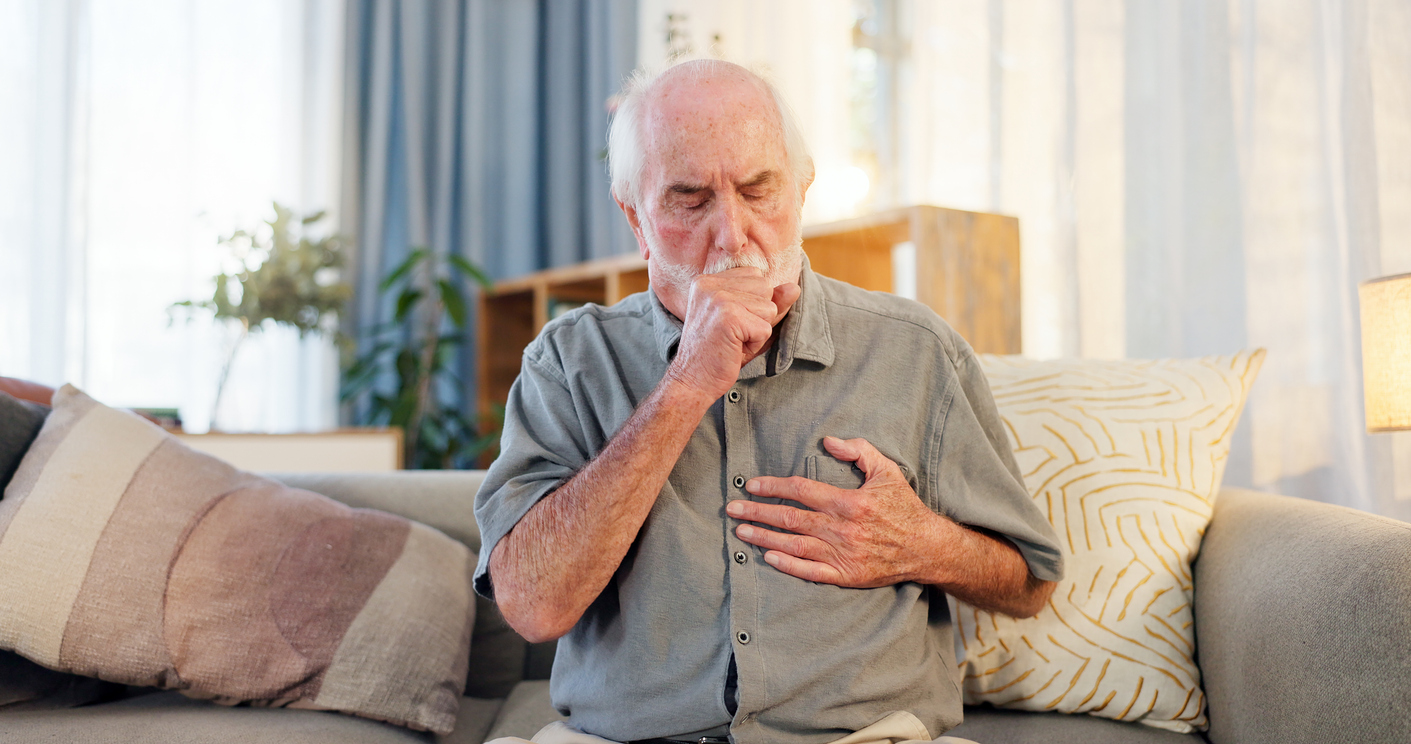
[918,515,1054,618]
[489,376,717,642]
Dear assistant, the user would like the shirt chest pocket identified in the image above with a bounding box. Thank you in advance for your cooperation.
[803,452,922,502]
[805,455,865,490]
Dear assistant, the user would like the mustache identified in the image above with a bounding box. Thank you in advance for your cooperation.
[703,252,771,275]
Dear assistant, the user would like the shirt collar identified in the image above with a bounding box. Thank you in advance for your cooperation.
[650,289,684,364]
[772,252,835,373]
[649,252,835,374]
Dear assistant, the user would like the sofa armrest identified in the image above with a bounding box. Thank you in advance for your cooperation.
[1194,487,1411,744]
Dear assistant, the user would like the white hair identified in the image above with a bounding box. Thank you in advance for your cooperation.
[606,59,814,207]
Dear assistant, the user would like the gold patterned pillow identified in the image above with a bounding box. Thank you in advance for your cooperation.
[954,351,1265,733]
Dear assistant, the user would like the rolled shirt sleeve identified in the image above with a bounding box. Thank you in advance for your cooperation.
[931,347,1065,583]
[473,353,586,599]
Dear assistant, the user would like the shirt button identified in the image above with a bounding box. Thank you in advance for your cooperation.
[734,551,748,564]
[733,475,746,489]
[736,630,751,645]
[728,389,741,403]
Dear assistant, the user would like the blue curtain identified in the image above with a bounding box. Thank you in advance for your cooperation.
[341,0,638,424]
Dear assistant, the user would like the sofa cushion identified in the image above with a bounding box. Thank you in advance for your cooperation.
[463,597,528,699]
[953,352,1264,733]
[0,385,475,735]
[273,472,523,700]
[0,689,505,743]
[0,392,121,712]
[0,391,47,489]
[473,683,1209,744]
[275,471,485,550]
[484,681,566,741]
[950,705,1205,744]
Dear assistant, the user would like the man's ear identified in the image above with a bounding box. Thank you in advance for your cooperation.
[797,160,815,206]
[614,191,651,259]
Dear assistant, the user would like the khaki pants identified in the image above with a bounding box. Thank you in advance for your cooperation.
[486,711,979,744]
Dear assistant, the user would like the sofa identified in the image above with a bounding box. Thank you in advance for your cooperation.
[2,470,1407,744]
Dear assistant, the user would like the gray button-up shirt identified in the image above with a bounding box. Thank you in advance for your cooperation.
[474,260,1064,744]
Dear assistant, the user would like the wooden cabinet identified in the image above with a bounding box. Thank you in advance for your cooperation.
[477,205,1020,417]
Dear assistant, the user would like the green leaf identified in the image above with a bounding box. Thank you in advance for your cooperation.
[389,387,417,428]
[339,373,373,401]
[394,349,419,385]
[339,360,384,400]
[344,342,393,373]
[421,420,449,453]
[369,394,395,424]
[448,254,493,289]
[438,279,467,327]
[394,289,423,323]
[379,249,427,292]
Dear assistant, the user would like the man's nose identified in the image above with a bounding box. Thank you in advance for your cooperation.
[712,194,749,255]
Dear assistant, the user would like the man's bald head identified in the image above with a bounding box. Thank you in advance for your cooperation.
[607,59,813,208]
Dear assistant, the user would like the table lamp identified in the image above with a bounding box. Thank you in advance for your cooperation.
[1359,272,1411,432]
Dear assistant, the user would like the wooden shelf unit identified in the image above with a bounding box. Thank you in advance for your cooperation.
[800,204,1021,355]
[477,205,1020,418]
[478,253,650,417]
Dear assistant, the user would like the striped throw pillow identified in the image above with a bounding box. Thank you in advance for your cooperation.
[0,385,473,735]
[953,351,1265,733]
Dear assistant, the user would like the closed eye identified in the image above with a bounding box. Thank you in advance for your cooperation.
[667,184,710,210]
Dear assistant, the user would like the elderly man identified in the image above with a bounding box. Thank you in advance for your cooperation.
[474,60,1063,744]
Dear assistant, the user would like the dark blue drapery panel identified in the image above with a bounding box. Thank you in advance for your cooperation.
[341,0,638,422]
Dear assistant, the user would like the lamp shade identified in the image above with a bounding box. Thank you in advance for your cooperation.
[1359,272,1411,432]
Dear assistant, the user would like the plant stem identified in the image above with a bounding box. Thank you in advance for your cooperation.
[211,318,249,431]
[404,270,442,468]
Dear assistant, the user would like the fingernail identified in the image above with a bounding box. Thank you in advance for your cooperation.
[745,479,760,493]
[738,524,755,538]
[763,552,779,566]
[726,501,743,517]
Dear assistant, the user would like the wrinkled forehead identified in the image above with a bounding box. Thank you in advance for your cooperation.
[639,75,790,185]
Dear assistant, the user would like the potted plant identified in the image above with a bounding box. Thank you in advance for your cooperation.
[171,203,350,428]
[341,249,497,469]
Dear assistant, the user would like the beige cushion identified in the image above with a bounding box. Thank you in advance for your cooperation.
[0,385,474,735]
[953,352,1264,733]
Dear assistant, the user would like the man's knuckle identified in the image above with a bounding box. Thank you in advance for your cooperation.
[781,509,804,532]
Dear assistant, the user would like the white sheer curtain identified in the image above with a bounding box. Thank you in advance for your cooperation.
[0,0,346,433]
[636,0,857,226]
[894,0,1411,518]
[637,0,1411,518]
